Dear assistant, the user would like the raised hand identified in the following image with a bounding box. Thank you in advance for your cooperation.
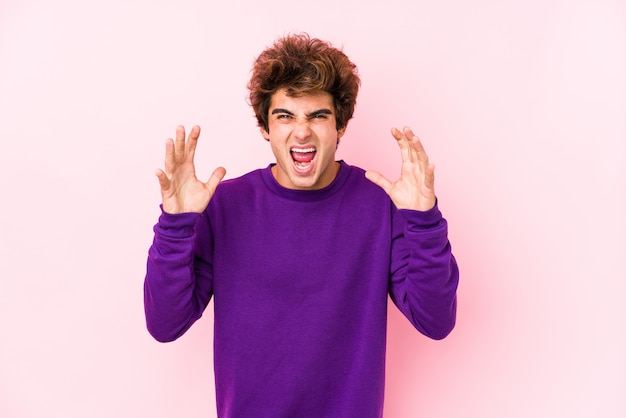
[365,126,436,211]
[155,125,226,214]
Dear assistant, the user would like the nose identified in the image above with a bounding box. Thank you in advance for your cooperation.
[293,119,312,141]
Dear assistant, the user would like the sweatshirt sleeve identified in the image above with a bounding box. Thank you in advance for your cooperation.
[143,207,215,342]
[389,202,459,340]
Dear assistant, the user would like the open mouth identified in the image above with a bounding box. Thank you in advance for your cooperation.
[290,147,316,172]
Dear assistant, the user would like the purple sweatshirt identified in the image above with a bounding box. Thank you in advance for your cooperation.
[144,161,458,417]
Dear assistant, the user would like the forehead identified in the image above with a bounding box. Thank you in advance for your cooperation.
[269,88,335,112]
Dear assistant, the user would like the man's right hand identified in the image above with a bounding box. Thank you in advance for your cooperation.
[155,125,226,214]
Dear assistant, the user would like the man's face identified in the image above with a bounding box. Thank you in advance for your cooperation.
[261,88,345,190]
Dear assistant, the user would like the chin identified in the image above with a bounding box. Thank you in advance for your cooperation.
[288,173,321,190]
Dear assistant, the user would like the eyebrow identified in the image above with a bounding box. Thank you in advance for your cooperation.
[271,108,334,117]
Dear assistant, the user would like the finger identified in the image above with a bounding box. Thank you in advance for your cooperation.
[163,138,175,174]
[204,166,227,195]
[185,125,201,163]
[174,125,186,162]
[403,126,429,172]
[424,163,436,191]
[391,127,414,163]
[365,170,392,195]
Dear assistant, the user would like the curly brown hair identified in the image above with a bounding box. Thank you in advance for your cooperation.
[248,33,360,133]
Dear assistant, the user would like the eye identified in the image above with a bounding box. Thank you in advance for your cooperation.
[308,113,330,122]
[276,114,292,120]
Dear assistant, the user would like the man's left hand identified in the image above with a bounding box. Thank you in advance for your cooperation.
[365,126,436,211]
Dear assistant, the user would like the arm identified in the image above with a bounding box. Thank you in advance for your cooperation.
[144,210,214,342]
[389,205,459,340]
[144,125,225,342]
[367,126,458,339]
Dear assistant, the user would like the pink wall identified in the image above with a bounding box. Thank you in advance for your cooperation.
[1,0,624,417]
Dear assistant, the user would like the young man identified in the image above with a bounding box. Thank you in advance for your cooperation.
[144,33,459,417]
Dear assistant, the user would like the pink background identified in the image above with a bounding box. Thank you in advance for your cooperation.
[1,0,624,417]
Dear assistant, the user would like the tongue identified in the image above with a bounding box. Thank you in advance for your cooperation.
[292,151,315,163]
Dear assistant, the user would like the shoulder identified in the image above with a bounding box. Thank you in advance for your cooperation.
[339,161,392,206]
[342,162,387,195]
[204,168,267,214]
[213,168,264,196]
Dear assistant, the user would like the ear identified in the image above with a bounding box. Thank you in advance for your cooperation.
[336,126,346,147]
[260,126,270,141]
[337,125,347,139]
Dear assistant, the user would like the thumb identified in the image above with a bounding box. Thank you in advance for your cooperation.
[204,166,227,194]
[365,170,392,194]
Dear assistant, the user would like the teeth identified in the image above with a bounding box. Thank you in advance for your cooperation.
[291,147,315,153]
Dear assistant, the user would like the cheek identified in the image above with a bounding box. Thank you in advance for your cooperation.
[267,122,290,139]
[270,141,289,160]
[317,127,340,146]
